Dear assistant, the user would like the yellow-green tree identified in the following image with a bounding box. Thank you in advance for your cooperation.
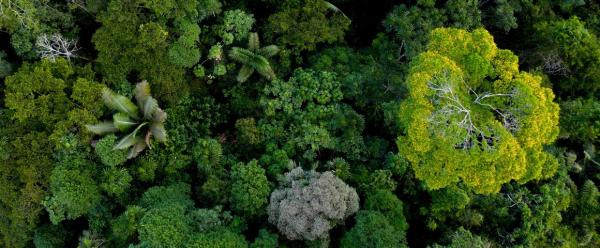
[397,28,560,194]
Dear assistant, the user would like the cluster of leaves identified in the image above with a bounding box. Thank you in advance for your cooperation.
[398,27,560,193]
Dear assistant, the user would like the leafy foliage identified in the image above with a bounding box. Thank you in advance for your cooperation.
[229,32,279,82]
[43,151,101,224]
[265,0,350,53]
[87,81,167,159]
[268,167,359,241]
[397,28,560,193]
[230,160,270,217]
[2,1,600,247]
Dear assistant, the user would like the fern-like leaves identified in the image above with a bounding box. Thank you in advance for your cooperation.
[87,81,167,159]
[229,33,279,82]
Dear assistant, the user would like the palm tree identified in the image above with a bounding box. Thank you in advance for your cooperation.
[229,32,280,82]
[86,81,167,158]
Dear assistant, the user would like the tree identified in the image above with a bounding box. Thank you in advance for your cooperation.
[0,51,13,78]
[342,189,409,248]
[91,0,208,100]
[187,229,248,248]
[0,130,54,247]
[229,32,279,82]
[132,184,195,247]
[431,227,494,248]
[77,230,105,248]
[230,160,270,217]
[397,28,560,193]
[33,224,71,248]
[559,98,600,142]
[363,190,408,234]
[217,9,255,45]
[100,166,132,197]
[4,58,105,145]
[35,33,80,61]
[259,69,365,162]
[138,204,191,248]
[533,16,600,98]
[42,152,101,224]
[0,0,77,59]
[383,0,481,60]
[235,118,261,145]
[264,0,350,53]
[267,167,359,241]
[87,80,167,159]
[340,211,404,248]
[250,229,279,248]
[94,134,128,167]
[168,21,202,68]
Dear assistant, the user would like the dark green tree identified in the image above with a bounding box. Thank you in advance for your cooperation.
[265,0,350,53]
[230,160,270,217]
[229,32,279,82]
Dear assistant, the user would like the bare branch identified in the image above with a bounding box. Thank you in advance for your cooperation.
[427,70,518,149]
[542,52,569,76]
[35,34,80,61]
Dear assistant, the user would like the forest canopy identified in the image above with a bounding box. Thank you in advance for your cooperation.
[0,0,598,247]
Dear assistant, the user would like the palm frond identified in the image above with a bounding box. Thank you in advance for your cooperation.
[153,108,167,123]
[102,88,139,119]
[128,140,147,159]
[134,80,151,107]
[258,45,280,58]
[86,122,118,135]
[150,124,167,142]
[248,32,260,51]
[237,65,255,82]
[250,55,275,80]
[113,132,139,150]
[142,96,158,120]
[113,122,148,150]
[113,112,138,131]
[324,1,349,20]
[229,47,254,64]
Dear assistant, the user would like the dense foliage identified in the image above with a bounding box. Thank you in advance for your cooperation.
[0,0,598,247]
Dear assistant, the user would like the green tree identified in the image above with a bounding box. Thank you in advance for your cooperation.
[43,152,101,224]
[265,0,350,53]
[250,229,278,248]
[187,229,248,248]
[341,211,404,248]
[4,58,105,145]
[230,160,270,217]
[92,0,209,100]
[138,204,191,248]
[0,51,13,78]
[259,69,365,162]
[217,9,255,45]
[235,118,261,145]
[229,32,279,82]
[0,130,54,247]
[397,28,560,193]
[94,135,128,167]
[364,190,408,234]
[431,227,494,248]
[559,98,600,142]
[168,21,202,68]
[100,166,132,197]
[0,0,77,59]
[384,0,481,60]
[33,224,70,248]
[87,81,167,159]
[533,16,600,98]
